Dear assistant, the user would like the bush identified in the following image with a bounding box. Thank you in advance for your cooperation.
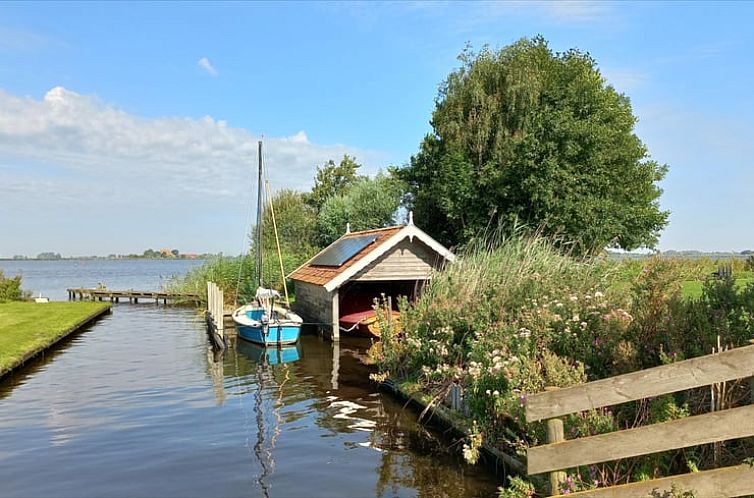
[375,235,754,494]
[0,271,27,302]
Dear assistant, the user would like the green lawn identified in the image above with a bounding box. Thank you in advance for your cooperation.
[0,301,110,375]
[681,277,754,300]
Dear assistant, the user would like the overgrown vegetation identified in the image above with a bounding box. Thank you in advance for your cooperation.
[0,270,28,302]
[373,232,754,496]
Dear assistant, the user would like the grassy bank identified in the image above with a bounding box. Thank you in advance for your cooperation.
[0,302,111,376]
[374,235,754,496]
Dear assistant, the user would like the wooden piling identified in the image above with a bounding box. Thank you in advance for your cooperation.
[206,282,225,350]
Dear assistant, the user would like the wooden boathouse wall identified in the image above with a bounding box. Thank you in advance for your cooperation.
[352,238,440,282]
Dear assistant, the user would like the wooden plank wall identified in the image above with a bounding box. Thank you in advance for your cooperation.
[354,239,437,281]
[525,344,754,497]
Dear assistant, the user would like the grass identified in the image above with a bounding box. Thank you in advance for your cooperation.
[0,301,110,375]
[681,276,754,299]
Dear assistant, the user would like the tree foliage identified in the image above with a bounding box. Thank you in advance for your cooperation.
[261,189,318,259]
[401,37,669,254]
[316,172,404,246]
[306,155,363,213]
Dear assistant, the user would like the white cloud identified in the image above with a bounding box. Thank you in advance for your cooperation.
[600,67,649,94]
[0,25,49,52]
[536,1,612,23]
[198,57,218,76]
[0,86,380,210]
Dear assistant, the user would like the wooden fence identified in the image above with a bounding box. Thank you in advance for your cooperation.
[525,344,754,497]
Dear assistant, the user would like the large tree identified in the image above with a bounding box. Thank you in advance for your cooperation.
[401,37,668,254]
[306,155,363,213]
[261,189,318,259]
[316,172,404,246]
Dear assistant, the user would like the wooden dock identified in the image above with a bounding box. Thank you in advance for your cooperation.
[67,287,200,304]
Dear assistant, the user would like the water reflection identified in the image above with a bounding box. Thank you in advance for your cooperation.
[208,334,501,498]
[1,307,500,497]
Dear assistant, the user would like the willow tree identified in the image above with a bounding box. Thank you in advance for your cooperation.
[401,37,668,254]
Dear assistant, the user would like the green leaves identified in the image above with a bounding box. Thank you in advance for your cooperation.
[316,172,404,246]
[402,37,669,254]
[306,154,363,213]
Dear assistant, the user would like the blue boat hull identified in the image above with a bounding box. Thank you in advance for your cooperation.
[237,323,301,345]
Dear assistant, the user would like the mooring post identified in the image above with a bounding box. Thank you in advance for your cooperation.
[544,386,566,495]
[749,340,754,404]
[331,290,340,342]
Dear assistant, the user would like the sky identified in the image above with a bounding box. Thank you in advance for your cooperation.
[1,1,754,256]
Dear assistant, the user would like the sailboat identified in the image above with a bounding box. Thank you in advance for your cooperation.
[232,140,303,346]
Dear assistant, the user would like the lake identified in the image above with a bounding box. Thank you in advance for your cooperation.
[0,260,501,497]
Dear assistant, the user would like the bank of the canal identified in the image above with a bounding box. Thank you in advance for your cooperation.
[0,301,111,378]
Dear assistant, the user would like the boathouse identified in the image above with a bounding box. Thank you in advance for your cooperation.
[288,216,454,340]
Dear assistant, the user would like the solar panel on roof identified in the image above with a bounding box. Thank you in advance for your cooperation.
[310,234,378,267]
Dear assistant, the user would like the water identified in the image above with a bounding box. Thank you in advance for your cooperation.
[0,259,205,301]
[0,260,500,497]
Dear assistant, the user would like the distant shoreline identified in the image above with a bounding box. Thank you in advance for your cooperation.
[0,257,212,262]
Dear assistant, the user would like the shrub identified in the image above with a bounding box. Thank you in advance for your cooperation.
[0,271,27,302]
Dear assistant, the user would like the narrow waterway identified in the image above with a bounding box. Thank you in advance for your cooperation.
[0,300,500,497]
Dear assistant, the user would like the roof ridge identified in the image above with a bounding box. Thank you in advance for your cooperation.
[345,225,405,236]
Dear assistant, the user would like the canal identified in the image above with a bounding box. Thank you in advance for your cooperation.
[0,261,500,497]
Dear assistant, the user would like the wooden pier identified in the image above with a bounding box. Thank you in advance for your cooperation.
[67,287,200,304]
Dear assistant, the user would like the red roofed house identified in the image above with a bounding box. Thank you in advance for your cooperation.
[288,216,454,340]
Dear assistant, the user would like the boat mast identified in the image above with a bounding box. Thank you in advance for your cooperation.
[256,140,264,290]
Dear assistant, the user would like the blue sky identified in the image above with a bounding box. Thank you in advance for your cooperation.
[1,1,753,256]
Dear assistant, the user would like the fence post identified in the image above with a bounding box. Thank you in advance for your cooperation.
[544,386,566,495]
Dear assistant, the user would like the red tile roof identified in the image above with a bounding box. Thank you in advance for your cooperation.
[289,226,404,286]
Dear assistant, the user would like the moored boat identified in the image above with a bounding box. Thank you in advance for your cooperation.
[339,309,401,338]
[232,141,302,346]
[233,289,303,345]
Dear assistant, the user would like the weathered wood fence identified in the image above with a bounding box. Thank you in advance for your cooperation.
[526,344,754,497]
[206,282,225,350]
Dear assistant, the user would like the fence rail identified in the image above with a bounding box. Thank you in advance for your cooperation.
[526,344,754,422]
[526,344,754,496]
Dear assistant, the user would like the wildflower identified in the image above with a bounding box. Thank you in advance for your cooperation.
[594,291,604,298]
[493,390,500,396]
[572,314,580,322]
[569,295,578,302]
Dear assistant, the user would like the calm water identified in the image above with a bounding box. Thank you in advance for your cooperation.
[0,260,500,497]
[0,259,206,301]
